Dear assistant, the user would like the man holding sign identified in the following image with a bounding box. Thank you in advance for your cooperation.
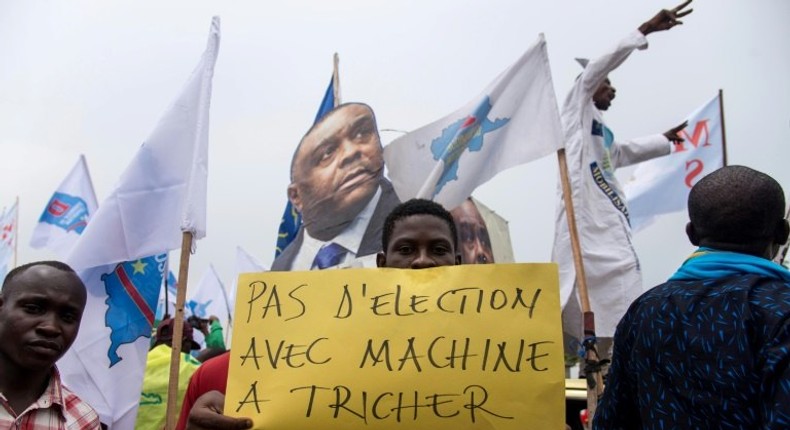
[183,199,462,429]
[185,199,564,429]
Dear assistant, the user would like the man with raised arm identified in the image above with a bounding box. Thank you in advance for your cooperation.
[595,165,790,428]
[552,1,694,356]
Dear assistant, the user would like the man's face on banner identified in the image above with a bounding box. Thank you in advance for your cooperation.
[451,199,495,264]
[288,103,385,241]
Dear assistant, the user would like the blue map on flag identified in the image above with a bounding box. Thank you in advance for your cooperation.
[39,192,91,234]
[102,255,166,367]
[429,96,509,196]
[187,299,212,318]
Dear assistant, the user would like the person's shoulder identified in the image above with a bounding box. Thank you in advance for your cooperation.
[198,350,231,375]
[61,384,102,429]
[189,350,230,396]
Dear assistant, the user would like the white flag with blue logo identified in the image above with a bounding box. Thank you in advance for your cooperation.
[623,93,724,231]
[186,264,231,338]
[384,34,564,210]
[66,17,219,271]
[30,154,98,257]
[57,17,220,429]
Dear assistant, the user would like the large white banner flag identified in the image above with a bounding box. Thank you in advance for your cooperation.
[384,34,564,210]
[58,17,220,429]
[0,201,18,281]
[66,18,220,271]
[30,154,98,257]
[624,93,724,231]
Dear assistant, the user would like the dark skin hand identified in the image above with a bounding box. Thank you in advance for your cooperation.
[186,391,252,430]
[664,120,688,144]
[638,0,694,36]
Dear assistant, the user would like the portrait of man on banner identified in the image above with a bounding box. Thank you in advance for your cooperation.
[451,197,515,265]
[272,103,400,271]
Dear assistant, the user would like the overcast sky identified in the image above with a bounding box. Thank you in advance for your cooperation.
[1,0,788,291]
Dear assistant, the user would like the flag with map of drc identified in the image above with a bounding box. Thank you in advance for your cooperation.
[384,33,564,210]
[58,255,166,428]
[58,17,220,430]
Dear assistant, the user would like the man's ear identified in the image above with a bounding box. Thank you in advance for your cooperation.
[686,222,700,246]
[376,252,386,268]
[287,183,303,212]
[455,254,462,265]
[775,219,790,245]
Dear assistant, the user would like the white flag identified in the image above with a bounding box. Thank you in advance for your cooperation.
[0,201,18,281]
[225,246,267,344]
[384,34,564,210]
[59,256,168,429]
[154,269,178,322]
[230,247,267,315]
[186,264,231,342]
[30,154,98,257]
[66,17,220,271]
[58,17,220,429]
[624,94,724,231]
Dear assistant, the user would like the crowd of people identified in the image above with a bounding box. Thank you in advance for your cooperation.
[2,1,790,429]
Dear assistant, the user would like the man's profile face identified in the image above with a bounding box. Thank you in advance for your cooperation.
[451,199,495,264]
[593,78,616,111]
[376,214,460,269]
[0,265,86,372]
[288,103,384,240]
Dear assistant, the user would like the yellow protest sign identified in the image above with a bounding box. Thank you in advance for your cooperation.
[226,263,564,429]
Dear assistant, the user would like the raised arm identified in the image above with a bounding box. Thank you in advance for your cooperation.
[638,0,694,36]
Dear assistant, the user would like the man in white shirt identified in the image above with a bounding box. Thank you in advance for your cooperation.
[552,1,693,355]
[272,103,400,271]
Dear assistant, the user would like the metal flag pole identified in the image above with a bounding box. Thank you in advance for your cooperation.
[718,89,728,166]
[774,205,790,266]
[333,52,341,107]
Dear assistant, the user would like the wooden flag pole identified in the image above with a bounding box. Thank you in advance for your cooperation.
[718,89,728,166]
[165,231,194,430]
[556,149,604,428]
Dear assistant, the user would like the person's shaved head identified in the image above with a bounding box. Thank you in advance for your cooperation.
[2,261,81,297]
[687,165,788,258]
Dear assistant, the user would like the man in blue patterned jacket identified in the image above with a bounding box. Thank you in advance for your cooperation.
[594,165,790,429]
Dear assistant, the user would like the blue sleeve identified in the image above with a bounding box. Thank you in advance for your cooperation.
[592,312,641,429]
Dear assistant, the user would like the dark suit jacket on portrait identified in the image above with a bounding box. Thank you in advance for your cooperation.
[271,179,400,271]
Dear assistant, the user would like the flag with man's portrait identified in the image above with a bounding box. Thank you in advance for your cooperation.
[384,34,564,210]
